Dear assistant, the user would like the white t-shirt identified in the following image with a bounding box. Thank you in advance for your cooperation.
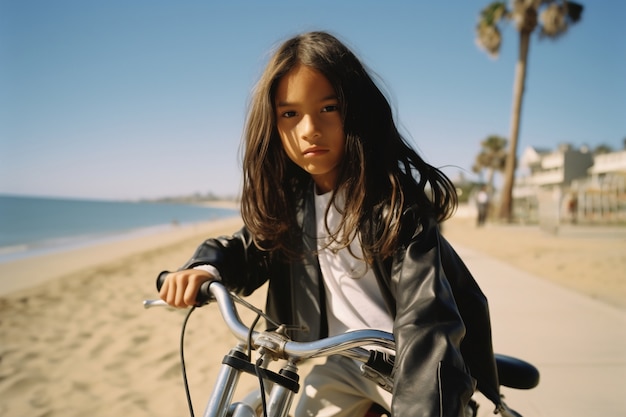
[314,191,393,337]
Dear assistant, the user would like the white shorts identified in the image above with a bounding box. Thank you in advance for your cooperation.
[294,355,392,417]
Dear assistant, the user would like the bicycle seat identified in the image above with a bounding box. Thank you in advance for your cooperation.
[495,354,540,389]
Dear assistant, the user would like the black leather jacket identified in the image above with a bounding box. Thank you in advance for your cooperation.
[180,192,502,416]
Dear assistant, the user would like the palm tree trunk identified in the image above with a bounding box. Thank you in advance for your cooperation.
[487,167,495,194]
[499,29,531,222]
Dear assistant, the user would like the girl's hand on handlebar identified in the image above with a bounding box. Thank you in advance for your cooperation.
[159,269,214,308]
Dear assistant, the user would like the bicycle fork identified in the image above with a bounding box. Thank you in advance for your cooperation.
[202,344,300,417]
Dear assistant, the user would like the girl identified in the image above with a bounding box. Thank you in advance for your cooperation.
[160,31,505,417]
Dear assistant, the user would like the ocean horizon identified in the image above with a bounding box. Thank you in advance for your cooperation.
[0,194,239,263]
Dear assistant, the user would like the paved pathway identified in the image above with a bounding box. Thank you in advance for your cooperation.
[454,245,626,417]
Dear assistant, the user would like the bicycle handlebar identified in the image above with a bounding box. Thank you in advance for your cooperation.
[154,271,396,363]
[148,271,540,395]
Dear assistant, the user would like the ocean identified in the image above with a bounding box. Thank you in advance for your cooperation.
[0,195,239,263]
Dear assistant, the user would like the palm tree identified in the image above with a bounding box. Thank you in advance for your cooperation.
[472,135,508,194]
[592,144,613,155]
[475,0,584,221]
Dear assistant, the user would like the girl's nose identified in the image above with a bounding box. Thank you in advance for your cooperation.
[300,114,321,141]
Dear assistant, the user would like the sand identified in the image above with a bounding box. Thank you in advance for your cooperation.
[0,212,624,417]
[442,216,626,311]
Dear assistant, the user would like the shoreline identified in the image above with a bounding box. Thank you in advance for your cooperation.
[0,215,243,296]
[0,195,240,265]
[0,221,195,265]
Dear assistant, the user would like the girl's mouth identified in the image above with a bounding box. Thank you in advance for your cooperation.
[303,147,328,157]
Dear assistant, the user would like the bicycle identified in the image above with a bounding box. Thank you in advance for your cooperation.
[144,273,539,417]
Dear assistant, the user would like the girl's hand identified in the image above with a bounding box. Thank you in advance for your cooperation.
[159,269,214,308]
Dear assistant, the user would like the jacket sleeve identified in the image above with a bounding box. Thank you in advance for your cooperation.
[179,226,271,296]
[439,235,501,406]
[390,217,476,417]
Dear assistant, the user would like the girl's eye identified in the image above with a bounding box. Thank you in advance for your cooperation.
[322,105,339,113]
[281,111,297,118]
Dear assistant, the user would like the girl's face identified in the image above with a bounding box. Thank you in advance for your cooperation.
[275,64,345,194]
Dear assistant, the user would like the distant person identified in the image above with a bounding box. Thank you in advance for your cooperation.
[476,186,489,227]
[567,193,578,224]
[158,31,513,416]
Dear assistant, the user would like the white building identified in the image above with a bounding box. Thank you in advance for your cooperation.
[513,144,593,198]
[512,144,626,225]
[588,149,626,178]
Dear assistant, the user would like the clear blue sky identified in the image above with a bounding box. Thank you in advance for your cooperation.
[1,1,624,200]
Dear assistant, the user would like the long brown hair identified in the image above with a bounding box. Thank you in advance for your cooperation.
[241,31,457,260]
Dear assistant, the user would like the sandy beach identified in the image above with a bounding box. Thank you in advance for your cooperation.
[0,211,624,417]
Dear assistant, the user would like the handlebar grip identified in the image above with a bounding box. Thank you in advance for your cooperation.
[196,281,214,305]
[156,270,170,291]
[155,270,215,306]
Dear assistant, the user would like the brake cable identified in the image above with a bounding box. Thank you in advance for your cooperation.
[180,306,197,417]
